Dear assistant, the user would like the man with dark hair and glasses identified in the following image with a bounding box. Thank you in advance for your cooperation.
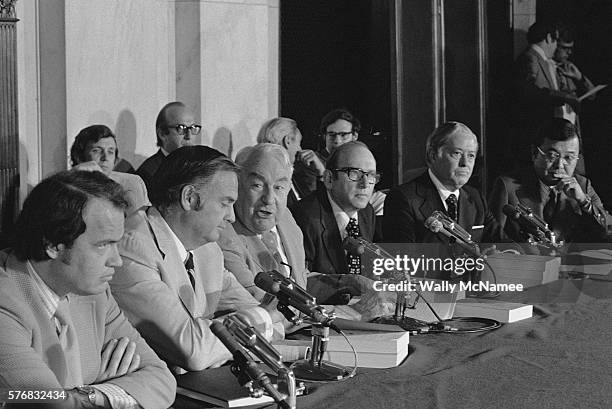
[490,118,611,246]
[136,101,202,192]
[291,142,378,284]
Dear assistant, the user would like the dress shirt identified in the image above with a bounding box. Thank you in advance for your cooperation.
[428,169,460,211]
[161,216,189,264]
[326,191,358,241]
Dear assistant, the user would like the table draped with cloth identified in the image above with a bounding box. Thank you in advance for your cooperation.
[175,269,612,409]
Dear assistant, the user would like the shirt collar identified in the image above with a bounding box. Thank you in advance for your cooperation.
[158,214,189,263]
[161,147,170,157]
[26,261,62,320]
[326,191,358,239]
[428,169,460,205]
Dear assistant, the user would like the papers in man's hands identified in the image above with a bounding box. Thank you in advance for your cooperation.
[578,84,607,101]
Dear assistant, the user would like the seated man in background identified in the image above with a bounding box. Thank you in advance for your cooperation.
[0,171,175,409]
[291,141,377,278]
[111,146,280,373]
[383,122,504,247]
[291,108,361,198]
[489,118,610,247]
[70,124,150,216]
[218,143,380,305]
[136,101,200,193]
[256,117,325,206]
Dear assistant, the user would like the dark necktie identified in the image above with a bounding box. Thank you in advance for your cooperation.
[54,299,83,387]
[543,189,560,226]
[446,194,458,221]
[261,230,289,277]
[184,251,196,289]
[346,217,361,274]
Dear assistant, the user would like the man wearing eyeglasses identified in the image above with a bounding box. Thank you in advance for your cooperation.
[490,118,611,246]
[136,101,201,192]
[291,142,378,302]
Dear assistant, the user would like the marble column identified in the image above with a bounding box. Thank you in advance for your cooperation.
[0,0,19,232]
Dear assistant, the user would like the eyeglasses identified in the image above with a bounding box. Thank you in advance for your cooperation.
[334,167,381,184]
[169,124,202,136]
[536,146,579,163]
[325,131,354,139]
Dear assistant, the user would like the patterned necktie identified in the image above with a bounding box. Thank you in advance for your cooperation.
[54,299,83,388]
[184,251,196,289]
[446,194,458,221]
[261,230,289,277]
[346,217,361,274]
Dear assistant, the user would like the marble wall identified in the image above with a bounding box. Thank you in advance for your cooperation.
[16,0,280,202]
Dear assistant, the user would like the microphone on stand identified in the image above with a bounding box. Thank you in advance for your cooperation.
[502,203,561,248]
[210,321,292,409]
[254,270,337,329]
[424,211,481,257]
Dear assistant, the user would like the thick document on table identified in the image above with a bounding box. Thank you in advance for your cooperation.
[453,299,533,323]
[273,330,410,369]
[176,366,274,408]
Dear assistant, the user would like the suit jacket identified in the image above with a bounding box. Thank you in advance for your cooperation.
[383,170,504,245]
[108,171,150,216]
[0,250,175,409]
[136,149,165,194]
[218,211,309,301]
[111,207,261,372]
[514,46,576,146]
[489,169,611,245]
[290,187,376,275]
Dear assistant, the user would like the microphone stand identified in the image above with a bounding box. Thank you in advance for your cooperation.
[258,271,354,382]
[224,315,304,408]
[346,237,443,330]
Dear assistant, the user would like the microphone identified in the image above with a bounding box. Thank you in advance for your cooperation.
[425,212,481,257]
[254,270,336,328]
[502,203,560,247]
[502,204,550,237]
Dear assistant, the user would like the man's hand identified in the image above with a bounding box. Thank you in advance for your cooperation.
[72,161,104,173]
[555,175,587,204]
[296,150,326,176]
[558,62,583,82]
[97,337,140,382]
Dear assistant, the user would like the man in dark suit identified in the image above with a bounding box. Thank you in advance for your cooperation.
[383,122,504,249]
[0,171,175,409]
[489,118,611,247]
[291,141,377,277]
[136,101,201,192]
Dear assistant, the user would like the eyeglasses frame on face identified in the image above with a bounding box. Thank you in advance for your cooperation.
[325,131,354,139]
[168,123,202,136]
[536,146,579,164]
[333,167,381,184]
